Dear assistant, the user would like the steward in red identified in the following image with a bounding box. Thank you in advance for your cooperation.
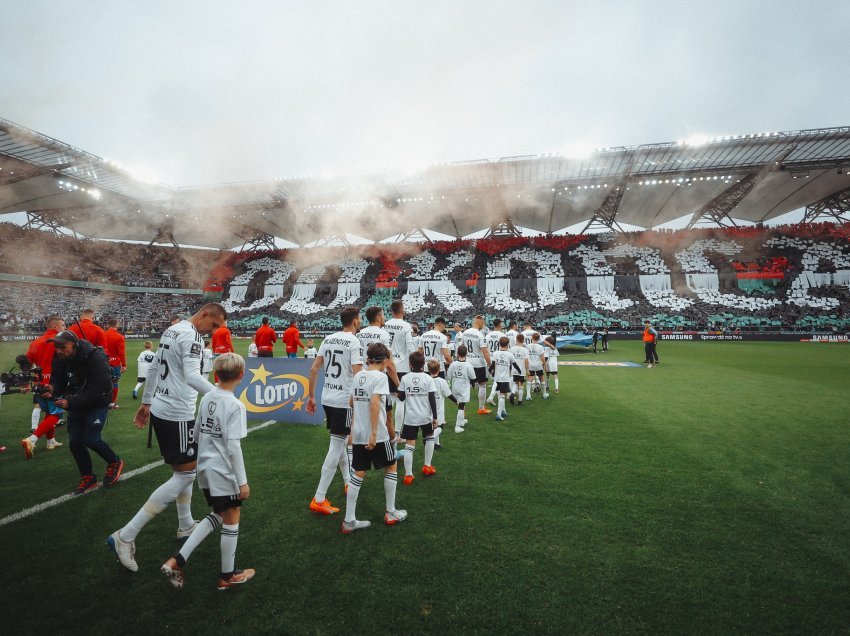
[69,309,109,354]
[105,319,127,407]
[21,315,66,456]
[254,317,278,358]
[282,321,304,359]
[212,323,235,354]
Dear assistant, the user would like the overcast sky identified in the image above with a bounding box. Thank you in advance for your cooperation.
[1,0,848,188]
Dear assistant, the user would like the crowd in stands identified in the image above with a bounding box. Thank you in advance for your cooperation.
[1,221,849,334]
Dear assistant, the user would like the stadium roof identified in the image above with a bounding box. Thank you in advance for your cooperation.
[2,117,850,248]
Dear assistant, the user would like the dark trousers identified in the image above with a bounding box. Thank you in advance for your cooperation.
[67,406,119,477]
[644,342,658,363]
[258,350,274,358]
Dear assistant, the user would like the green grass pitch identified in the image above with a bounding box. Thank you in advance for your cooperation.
[0,337,848,634]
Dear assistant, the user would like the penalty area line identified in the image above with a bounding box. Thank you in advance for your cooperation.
[0,419,278,528]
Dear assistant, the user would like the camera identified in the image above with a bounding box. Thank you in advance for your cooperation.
[0,355,43,389]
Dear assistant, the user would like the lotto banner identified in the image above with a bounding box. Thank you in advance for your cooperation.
[236,357,324,425]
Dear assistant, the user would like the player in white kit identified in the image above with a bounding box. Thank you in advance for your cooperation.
[108,303,227,573]
[484,318,505,406]
[509,333,531,406]
[132,341,156,399]
[383,300,417,425]
[489,337,522,421]
[461,315,491,415]
[306,306,363,515]
[446,345,476,433]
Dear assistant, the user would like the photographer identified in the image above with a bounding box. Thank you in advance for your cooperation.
[44,330,124,495]
[20,315,66,459]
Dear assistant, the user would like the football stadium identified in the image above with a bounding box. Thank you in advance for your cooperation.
[1,3,849,634]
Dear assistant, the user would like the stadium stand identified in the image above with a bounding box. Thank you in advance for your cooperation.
[1,222,849,334]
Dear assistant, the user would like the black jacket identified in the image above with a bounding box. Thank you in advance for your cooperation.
[51,339,113,411]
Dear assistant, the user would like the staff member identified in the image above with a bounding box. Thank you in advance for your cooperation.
[21,315,66,457]
[105,319,127,409]
[254,317,277,358]
[69,308,109,351]
[212,321,235,355]
[282,320,304,359]
[45,330,123,494]
[643,320,659,367]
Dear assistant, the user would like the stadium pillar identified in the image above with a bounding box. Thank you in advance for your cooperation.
[802,186,850,224]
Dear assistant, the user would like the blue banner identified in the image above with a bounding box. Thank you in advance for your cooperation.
[235,357,324,425]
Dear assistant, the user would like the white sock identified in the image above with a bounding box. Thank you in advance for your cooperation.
[423,438,435,467]
[220,524,239,575]
[27,433,37,445]
[488,383,497,400]
[120,470,195,542]
[31,407,41,430]
[456,411,464,427]
[434,426,442,445]
[554,378,559,391]
[404,444,415,476]
[176,482,195,532]
[384,472,398,513]
[177,512,221,564]
[478,386,486,409]
[344,474,363,522]
[338,445,351,486]
[395,399,405,426]
[133,382,144,393]
[498,395,505,415]
[315,435,346,502]
[526,383,531,399]
[517,386,524,402]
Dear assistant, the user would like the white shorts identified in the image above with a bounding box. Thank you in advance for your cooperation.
[547,358,558,373]
[452,389,471,404]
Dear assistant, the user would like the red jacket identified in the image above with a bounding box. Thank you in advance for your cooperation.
[254,324,278,353]
[105,328,127,367]
[70,319,109,354]
[26,328,59,384]
[282,326,303,354]
[212,326,234,354]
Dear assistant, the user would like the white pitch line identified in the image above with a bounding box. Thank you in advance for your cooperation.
[0,419,278,528]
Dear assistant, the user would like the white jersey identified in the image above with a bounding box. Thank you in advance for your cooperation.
[510,345,530,374]
[136,350,156,379]
[461,328,487,368]
[383,318,416,373]
[201,348,214,375]
[484,330,504,356]
[447,360,476,402]
[431,376,452,424]
[505,329,518,348]
[247,343,258,358]
[420,329,450,371]
[491,350,519,383]
[318,331,364,408]
[357,325,391,357]
[194,387,247,496]
[304,347,318,359]
[413,335,422,350]
[527,342,545,371]
[350,369,390,445]
[545,346,559,372]
[143,320,215,421]
[521,329,537,346]
[397,371,436,426]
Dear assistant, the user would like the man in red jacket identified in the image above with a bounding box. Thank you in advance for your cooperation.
[282,320,304,359]
[105,319,127,408]
[21,315,66,458]
[212,322,234,355]
[69,309,109,353]
[254,316,277,358]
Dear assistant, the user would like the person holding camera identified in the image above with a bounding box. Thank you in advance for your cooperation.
[44,330,124,494]
[21,315,66,458]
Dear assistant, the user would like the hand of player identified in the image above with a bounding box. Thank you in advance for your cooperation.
[134,404,151,429]
[54,398,68,409]
[366,433,377,450]
[432,419,438,430]
[239,483,250,500]
[306,396,316,415]
[121,366,127,372]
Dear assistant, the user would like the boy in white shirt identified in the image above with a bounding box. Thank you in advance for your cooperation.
[488,337,522,421]
[341,342,407,533]
[527,333,547,399]
[446,345,476,433]
[427,360,456,449]
[509,334,530,406]
[396,351,438,485]
[247,339,258,358]
[303,339,318,359]
[160,353,254,590]
[132,341,156,399]
[544,335,559,394]
[201,340,214,381]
